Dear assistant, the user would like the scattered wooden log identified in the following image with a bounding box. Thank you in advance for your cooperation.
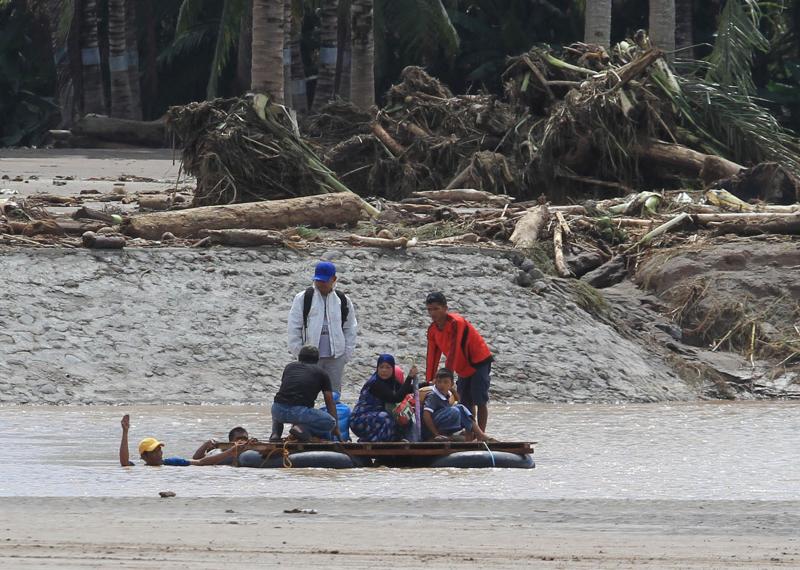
[410,188,512,205]
[635,141,743,185]
[122,193,364,240]
[694,212,800,224]
[137,195,172,211]
[53,219,106,234]
[623,212,693,252]
[510,204,550,249]
[71,114,167,147]
[14,220,64,237]
[549,205,587,215]
[553,219,573,278]
[372,123,407,157]
[72,206,123,225]
[82,231,126,249]
[348,234,411,248]
[423,233,481,245]
[197,229,288,247]
[710,215,800,236]
[27,194,76,205]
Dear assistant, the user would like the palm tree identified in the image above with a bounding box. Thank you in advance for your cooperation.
[46,0,76,126]
[80,0,106,114]
[649,0,676,57]
[289,1,307,111]
[237,0,253,92]
[283,0,292,105]
[109,0,135,118]
[251,0,284,102]
[125,0,142,119]
[584,0,612,47]
[312,0,339,111]
[350,0,374,109]
[675,0,693,58]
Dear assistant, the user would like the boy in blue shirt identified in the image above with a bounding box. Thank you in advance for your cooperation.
[422,368,494,442]
[119,415,246,467]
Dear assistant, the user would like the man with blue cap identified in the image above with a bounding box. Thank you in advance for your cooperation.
[287,260,358,395]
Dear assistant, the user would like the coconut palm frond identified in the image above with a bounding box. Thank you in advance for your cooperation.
[680,78,800,174]
[206,0,246,99]
[381,0,459,63]
[705,0,769,94]
[54,0,74,44]
[176,0,206,36]
[158,26,214,68]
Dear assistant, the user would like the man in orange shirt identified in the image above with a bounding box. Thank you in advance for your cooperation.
[425,292,494,431]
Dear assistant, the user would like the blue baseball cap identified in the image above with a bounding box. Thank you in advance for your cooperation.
[313,261,336,282]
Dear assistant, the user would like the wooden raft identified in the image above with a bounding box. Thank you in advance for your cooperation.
[219,440,534,458]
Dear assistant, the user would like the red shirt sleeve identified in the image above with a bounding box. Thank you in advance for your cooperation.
[425,323,443,381]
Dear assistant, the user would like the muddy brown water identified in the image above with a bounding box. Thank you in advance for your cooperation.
[1,402,797,499]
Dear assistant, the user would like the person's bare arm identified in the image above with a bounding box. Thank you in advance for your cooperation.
[193,440,247,466]
[119,415,131,467]
[323,391,341,438]
[192,439,217,460]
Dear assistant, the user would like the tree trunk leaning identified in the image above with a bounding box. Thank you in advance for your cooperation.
[251,0,285,103]
[312,0,339,110]
[350,0,375,109]
[123,193,364,240]
[584,0,612,47]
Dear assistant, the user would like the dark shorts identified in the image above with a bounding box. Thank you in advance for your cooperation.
[457,360,491,407]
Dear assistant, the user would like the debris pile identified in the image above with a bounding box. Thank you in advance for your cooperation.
[167,94,354,206]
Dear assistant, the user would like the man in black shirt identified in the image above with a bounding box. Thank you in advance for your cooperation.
[270,345,340,442]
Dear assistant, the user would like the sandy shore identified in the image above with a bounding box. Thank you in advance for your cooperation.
[1,497,797,568]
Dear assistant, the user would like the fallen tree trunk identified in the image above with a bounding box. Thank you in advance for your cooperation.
[122,193,364,240]
[510,204,550,248]
[636,141,743,185]
[72,114,168,147]
[197,229,287,247]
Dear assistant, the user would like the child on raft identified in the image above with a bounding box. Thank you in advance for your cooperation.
[119,414,247,467]
[422,368,495,442]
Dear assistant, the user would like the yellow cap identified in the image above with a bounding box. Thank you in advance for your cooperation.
[138,437,164,455]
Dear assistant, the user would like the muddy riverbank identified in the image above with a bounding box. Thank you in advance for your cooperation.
[1,246,695,404]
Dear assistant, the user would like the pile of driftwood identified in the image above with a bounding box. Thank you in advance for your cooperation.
[305,38,800,205]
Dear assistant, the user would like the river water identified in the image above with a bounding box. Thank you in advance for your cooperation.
[0,402,798,500]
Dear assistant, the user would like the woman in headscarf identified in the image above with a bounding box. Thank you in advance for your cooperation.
[350,354,417,442]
